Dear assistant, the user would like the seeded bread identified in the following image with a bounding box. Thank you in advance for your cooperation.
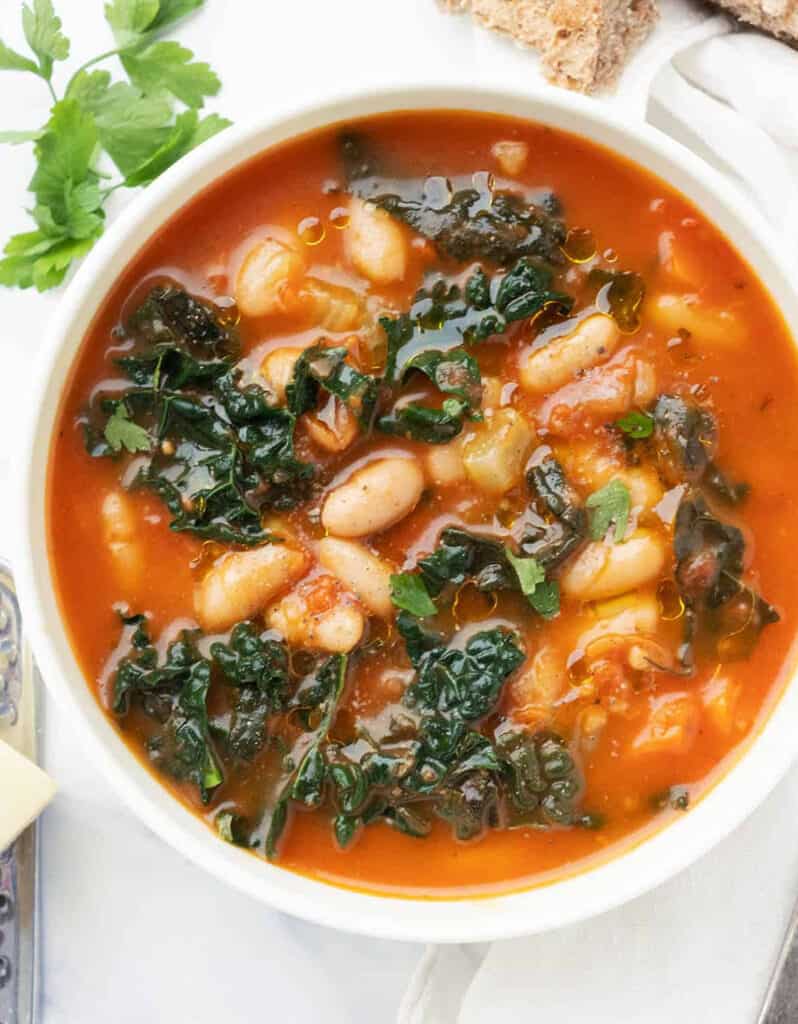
[440,0,658,93]
[709,0,798,41]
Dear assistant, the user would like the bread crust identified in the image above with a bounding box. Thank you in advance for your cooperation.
[709,0,798,42]
[439,0,659,93]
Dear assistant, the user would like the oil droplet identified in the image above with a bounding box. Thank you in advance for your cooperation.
[329,206,350,230]
[216,296,240,327]
[289,649,317,678]
[603,247,618,263]
[452,581,497,627]
[562,227,597,264]
[298,216,325,246]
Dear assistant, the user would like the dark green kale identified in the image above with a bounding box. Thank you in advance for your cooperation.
[375,261,571,443]
[211,623,290,761]
[126,286,236,353]
[112,615,295,798]
[87,285,313,544]
[673,491,778,666]
[404,627,525,721]
[329,625,523,845]
[339,132,568,266]
[496,727,587,827]
[417,527,515,596]
[410,525,560,619]
[285,343,379,426]
[588,268,646,332]
[147,661,222,803]
[652,394,749,505]
[521,458,587,569]
[381,263,573,384]
[265,654,348,858]
[111,614,223,802]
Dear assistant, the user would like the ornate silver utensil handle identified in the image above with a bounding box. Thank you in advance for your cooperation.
[0,560,41,1024]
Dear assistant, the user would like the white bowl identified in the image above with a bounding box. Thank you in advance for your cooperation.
[16,84,798,943]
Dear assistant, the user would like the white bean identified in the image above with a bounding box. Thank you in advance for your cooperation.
[561,530,666,603]
[491,139,529,176]
[462,408,534,495]
[631,693,700,756]
[194,542,309,632]
[318,537,394,618]
[424,439,466,487]
[260,347,303,406]
[101,490,142,587]
[321,457,424,537]
[520,314,620,394]
[633,359,657,407]
[345,198,407,285]
[509,646,565,713]
[300,277,365,332]
[266,585,365,653]
[578,592,660,650]
[235,237,305,318]
[648,293,745,348]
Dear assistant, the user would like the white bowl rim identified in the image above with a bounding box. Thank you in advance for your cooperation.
[15,81,798,944]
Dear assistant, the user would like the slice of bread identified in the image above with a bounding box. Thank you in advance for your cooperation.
[709,0,797,41]
[440,0,658,93]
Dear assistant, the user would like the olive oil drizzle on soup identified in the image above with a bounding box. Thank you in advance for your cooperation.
[49,112,798,896]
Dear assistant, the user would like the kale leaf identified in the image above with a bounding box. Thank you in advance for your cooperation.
[211,622,290,762]
[112,614,223,802]
[340,132,568,266]
[286,343,379,426]
[265,654,348,858]
[673,491,778,666]
[652,394,749,505]
[87,285,313,544]
[496,727,588,827]
[521,458,587,569]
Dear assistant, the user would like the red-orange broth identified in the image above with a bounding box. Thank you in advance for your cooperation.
[48,112,798,896]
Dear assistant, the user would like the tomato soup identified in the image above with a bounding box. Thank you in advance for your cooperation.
[48,112,798,896]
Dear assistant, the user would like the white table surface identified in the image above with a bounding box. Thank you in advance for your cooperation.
[2,2,797,1021]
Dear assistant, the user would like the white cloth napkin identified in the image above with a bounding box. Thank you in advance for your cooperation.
[1,2,797,1022]
[398,13,798,1024]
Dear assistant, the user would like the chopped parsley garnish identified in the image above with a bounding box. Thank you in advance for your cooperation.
[586,478,631,543]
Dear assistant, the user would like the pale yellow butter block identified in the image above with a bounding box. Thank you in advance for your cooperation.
[0,739,56,850]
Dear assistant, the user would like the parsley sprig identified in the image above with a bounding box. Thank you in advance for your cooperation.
[0,0,230,290]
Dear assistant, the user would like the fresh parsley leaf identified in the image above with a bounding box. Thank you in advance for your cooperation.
[616,409,654,439]
[586,479,631,543]
[69,70,173,176]
[104,0,160,45]
[504,549,545,595]
[103,402,152,453]
[527,578,560,618]
[122,39,220,108]
[0,40,39,75]
[29,100,98,225]
[148,0,204,32]
[390,573,437,618]
[0,230,98,290]
[105,0,202,45]
[505,549,560,619]
[22,0,70,80]
[122,108,226,187]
